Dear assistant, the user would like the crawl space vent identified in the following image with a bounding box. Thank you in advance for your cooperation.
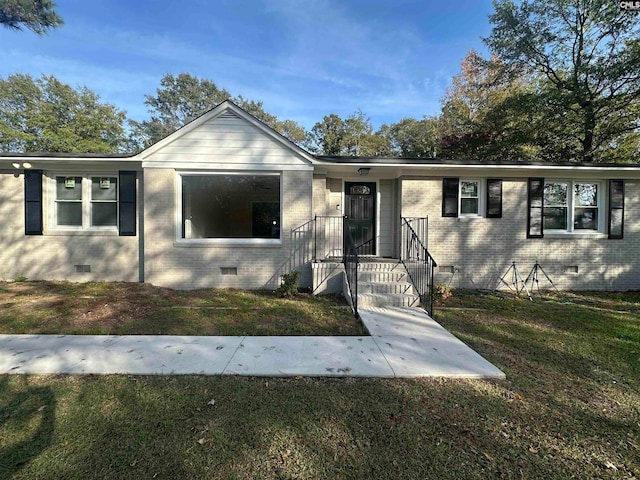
[75,265,91,273]
[220,267,238,276]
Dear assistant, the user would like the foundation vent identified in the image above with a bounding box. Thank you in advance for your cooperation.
[563,265,579,274]
[75,265,91,273]
[439,266,455,273]
[220,267,238,276]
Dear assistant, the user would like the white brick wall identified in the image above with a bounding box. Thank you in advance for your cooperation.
[143,168,314,290]
[0,172,139,282]
[401,177,640,291]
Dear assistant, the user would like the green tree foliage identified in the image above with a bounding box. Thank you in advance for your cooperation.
[307,110,389,156]
[439,49,539,161]
[0,0,62,34]
[380,117,441,157]
[486,0,640,162]
[129,73,307,151]
[0,74,127,153]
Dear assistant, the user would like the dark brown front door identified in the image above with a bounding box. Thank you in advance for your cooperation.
[345,182,376,255]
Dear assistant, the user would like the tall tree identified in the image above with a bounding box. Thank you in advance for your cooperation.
[307,110,389,156]
[486,0,640,162]
[0,0,62,34]
[381,117,441,158]
[439,49,539,161]
[0,74,126,153]
[130,73,307,150]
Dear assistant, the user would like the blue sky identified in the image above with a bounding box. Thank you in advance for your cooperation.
[0,0,495,130]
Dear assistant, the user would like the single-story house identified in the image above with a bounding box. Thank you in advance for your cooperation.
[1,100,639,302]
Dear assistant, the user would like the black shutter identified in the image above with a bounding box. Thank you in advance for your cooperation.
[527,177,544,238]
[24,170,43,235]
[119,171,137,236]
[608,179,624,239]
[442,177,459,217]
[486,179,503,218]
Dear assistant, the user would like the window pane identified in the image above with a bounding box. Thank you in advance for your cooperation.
[57,202,82,226]
[182,175,280,239]
[91,203,117,226]
[543,207,567,230]
[544,182,567,206]
[574,208,598,230]
[460,181,478,197]
[460,198,478,214]
[56,177,82,201]
[91,177,117,201]
[574,183,597,206]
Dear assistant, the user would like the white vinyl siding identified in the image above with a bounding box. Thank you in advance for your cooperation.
[144,112,308,167]
[379,179,394,257]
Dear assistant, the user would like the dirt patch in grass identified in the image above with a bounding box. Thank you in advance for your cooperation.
[0,281,364,336]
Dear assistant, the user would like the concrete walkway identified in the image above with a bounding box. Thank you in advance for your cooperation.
[0,307,505,379]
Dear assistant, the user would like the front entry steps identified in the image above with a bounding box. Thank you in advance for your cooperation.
[357,261,420,308]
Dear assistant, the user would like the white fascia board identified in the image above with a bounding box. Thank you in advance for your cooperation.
[142,161,313,171]
[313,161,640,178]
[0,157,142,170]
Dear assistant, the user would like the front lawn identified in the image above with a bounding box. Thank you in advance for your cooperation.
[0,290,638,479]
[0,281,363,336]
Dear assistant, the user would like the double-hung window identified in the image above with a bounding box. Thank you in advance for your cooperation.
[53,175,118,229]
[460,179,481,216]
[543,180,601,233]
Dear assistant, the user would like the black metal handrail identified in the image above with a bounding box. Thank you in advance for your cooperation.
[400,217,437,316]
[343,216,359,317]
[402,217,429,248]
[313,215,344,261]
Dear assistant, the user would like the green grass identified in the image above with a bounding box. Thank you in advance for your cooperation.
[0,281,364,336]
[1,290,639,479]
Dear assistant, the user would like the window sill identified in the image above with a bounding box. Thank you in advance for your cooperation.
[45,229,119,236]
[174,239,283,248]
[544,231,607,239]
[457,215,483,222]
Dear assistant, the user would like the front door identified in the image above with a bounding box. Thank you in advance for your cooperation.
[345,182,376,255]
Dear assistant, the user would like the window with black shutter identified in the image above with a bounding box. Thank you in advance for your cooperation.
[442,177,459,217]
[24,170,43,235]
[608,179,624,239]
[527,177,544,238]
[119,171,137,236]
[486,179,502,218]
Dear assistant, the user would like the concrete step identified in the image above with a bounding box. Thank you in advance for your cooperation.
[358,281,415,295]
[358,271,409,283]
[357,262,402,272]
[357,293,421,308]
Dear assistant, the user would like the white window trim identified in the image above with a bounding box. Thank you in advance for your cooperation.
[47,173,118,233]
[175,171,283,246]
[459,178,484,217]
[543,179,605,234]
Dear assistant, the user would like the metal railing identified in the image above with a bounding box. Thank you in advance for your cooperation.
[343,216,359,316]
[313,215,344,260]
[401,217,437,316]
[402,216,429,249]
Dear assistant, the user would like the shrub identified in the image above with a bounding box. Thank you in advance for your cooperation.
[278,271,299,298]
[433,284,453,302]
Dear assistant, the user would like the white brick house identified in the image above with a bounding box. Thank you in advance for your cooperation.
[1,100,639,291]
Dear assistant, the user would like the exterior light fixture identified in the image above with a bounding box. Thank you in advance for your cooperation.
[357,167,370,176]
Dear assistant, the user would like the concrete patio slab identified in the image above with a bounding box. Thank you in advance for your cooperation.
[0,335,243,375]
[360,307,505,378]
[223,336,394,377]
